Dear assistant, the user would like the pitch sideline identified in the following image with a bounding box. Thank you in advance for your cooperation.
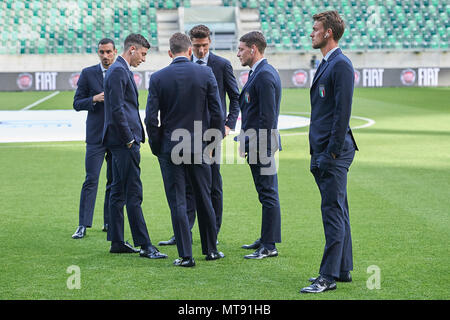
[21,91,61,111]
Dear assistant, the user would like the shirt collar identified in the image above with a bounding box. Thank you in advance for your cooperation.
[251,57,266,72]
[99,63,107,73]
[323,47,339,62]
[120,55,132,71]
[193,51,209,65]
[173,56,188,62]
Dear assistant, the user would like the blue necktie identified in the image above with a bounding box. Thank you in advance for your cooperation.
[196,60,205,65]
[313,59,325,81]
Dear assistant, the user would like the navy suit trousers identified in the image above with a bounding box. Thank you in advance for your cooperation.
[248,161,282,245]
[185,163,223,235]
[78,143,112,227]
[107,143,151,247]
[311,148,355,279]
[158,154,218,258]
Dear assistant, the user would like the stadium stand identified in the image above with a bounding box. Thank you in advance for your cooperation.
[183,6,237,50]
[223,0,450,51]
[0,0,448,54]
[0,0,191,54]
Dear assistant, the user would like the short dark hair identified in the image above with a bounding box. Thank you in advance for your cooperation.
[98,38,115,49]
[239,31,267,54]
[189,24,210,39]
[313,11,345,41]
[123,33,150,51]
[169,32,192,54]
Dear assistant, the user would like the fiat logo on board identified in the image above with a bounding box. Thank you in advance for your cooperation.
[400,69,416,86]
[292,69,308,87]
[16,73,33,90]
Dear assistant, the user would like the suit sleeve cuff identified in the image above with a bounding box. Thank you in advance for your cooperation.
[225,119,236,130]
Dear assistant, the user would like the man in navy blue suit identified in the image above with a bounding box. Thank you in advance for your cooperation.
[236,31,282,260]
[158,25,240,246]
[301,11,358,294]
[72,38,117,239]
[102,34,167,259]
[145,32,225,267]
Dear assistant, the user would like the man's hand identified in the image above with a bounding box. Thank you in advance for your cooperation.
[224,125,231,137]
[93,92,105,103]
[127,139,135,149]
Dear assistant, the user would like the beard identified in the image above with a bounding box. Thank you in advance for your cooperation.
[240,57,251,67]
[312,38,327,49]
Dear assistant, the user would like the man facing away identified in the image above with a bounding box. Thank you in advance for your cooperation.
[158,24,240,246]
[72,38,116,239]
[102,33,167,259]
[145,32,225,267]
[301,11,358,294]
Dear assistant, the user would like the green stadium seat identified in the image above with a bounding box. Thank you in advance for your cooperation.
[37,38,46,54]
[0,0,446,54]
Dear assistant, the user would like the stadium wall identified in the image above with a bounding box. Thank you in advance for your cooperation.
[2,51,450,90]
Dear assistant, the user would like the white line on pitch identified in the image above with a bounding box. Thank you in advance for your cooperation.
[280,113,376,137]
[21,91,60,111]
[0,143,85,148]
[350,116,376,130]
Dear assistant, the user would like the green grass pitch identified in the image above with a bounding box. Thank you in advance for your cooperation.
[0,87,449,299]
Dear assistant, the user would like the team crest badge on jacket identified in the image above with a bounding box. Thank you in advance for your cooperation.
[245,91,251,103]
[319,84,325,98]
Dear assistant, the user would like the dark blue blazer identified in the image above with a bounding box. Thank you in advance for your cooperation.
[102,56,145,147]
[73,64,105,145]
[145,57,224,156]
[309,48,358,157]
[193,52,240,129]
[239,59,282,155]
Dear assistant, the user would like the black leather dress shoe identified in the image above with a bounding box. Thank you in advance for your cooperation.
[205,251,225,261]
[72,226,86,239]
[140,245,168,259]
[102,224,108,232]
[301,275,337,293]
[158,236,176,246]
[241,238,261,250]
[109,241,140,253]
[244,246,278,259]
[173,257,195,267]
[309,272,352,283]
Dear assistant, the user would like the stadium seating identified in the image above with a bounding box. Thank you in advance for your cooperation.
[0,0,448,54]
[225,0,449,51]
[0,0,191,54]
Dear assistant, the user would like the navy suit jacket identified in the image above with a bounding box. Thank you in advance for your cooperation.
[102,56,145,147]
[192,52,240,130]
[145,57,224,156]
[239,59,282,155]
[309,48,358,157]
[73,64,105,145]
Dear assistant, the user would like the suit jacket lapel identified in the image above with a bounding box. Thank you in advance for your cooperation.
[128,70,138,98]
[241,59,267,96]
[311,60,328,87]
[117,56,138,99]
[206,52,214,68]
[96,64,104,89]
[311,48,342,87]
